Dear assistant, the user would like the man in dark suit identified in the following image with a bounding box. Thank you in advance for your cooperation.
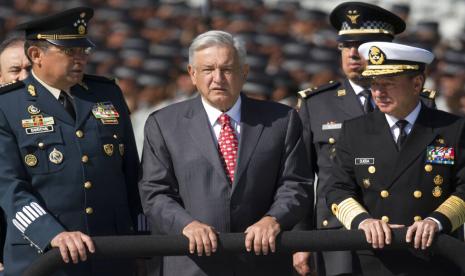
[294,3,408,275]
[138,30,313,276]
[0,7,143,275]
[326,41,465,275]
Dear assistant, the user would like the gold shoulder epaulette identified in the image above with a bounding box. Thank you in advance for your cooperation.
[0,80,24,95]
[297,80,340,99]
[421,88,437,99]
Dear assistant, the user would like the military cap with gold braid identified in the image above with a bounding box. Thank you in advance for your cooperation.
[359,42,434,77]
[16,6,95,48]
[330,2,405,42]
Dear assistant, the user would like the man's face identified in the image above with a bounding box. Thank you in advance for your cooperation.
[339,41,365,81]
[34,44,89,89]
[188,45,248,111]
[0,44,30,84]
[371,74,423,118]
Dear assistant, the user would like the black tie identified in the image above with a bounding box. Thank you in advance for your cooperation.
[396,120,408,151]
[360,89,374,113]
[58,91,76,120]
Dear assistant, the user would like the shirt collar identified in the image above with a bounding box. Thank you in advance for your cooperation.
[348,79,368,95]
[385,102,422,129]
[31,70,70,99]
[201,95,241,126]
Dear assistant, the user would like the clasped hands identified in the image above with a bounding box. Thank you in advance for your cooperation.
[182,216,281,256]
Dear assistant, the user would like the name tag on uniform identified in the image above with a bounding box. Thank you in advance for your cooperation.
[92,102,120,124]
[322,122,342,130]
[355,158,374,165]
[426,146,454,165]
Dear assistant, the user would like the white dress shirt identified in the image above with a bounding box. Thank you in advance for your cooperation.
[31,70,72,99]
[348,79,374,109]
[201,96,241,145]
[384,102,421,143]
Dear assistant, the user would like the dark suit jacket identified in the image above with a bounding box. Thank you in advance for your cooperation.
[139,94,313,276]
[0,74,141,276]
[326,105,465,275]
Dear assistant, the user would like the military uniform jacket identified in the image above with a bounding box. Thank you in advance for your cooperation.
[326,105,465,275]
[0,74,141,276]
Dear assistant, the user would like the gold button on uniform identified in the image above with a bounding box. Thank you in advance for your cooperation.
[75,130,84,138]
[81,155,89,163]
[380,190,389,198]
[38,142,45,149]
[85,207,93,214]
[368,166,376,174]
[322,220,328,227]
[329,137,336,144]
[381,216,389,223]
[84,181,92,189]
[413,190,422,198]
[425,164,433,172]
[414,216,422,222]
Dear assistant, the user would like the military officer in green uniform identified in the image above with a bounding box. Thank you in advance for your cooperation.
[294,3,409,276]
[0,7,144,275]
[327,41,464,275]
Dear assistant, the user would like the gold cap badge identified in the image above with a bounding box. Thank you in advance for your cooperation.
[368,46,385,65]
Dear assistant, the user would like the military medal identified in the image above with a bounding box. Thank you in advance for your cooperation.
[49,148,63,164]
[433,175,443,185]
[432,186,442,197]
[27,105,40,115]
[426,146,454,165]
[362,178,370,188]
[103,144,114,156]
[92,102,120,125]
[22,115,55,135]
[24,154,38,167]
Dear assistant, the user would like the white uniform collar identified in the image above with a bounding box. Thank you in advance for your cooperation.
[385,102,422,128]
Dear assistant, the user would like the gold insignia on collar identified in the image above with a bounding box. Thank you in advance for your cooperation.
[346,10,360,24]
[28,85,36,97]
[368,46,385,65]
[337,89,346,97]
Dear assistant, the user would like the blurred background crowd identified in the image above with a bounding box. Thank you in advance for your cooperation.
[1,0,465,157]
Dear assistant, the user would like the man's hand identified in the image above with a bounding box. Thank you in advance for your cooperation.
[359,219,404,249]
[50,231,95,264]
[182,220,218,256]
[293,251,312,275]
[245,216,281,255]
[406,219,439,250]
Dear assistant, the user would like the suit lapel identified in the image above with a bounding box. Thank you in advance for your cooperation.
[27,76,75,126]
[71,84,96,129]
[185,97,229,183]
[232,95,264,193]
[389,106,437,185]
[336,79,365,118]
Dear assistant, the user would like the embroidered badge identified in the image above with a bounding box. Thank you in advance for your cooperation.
[322,122,342,130]
[92,102,120,125]
[355,158,374,165]
[426,146,454,165]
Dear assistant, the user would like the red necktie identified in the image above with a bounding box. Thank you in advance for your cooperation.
[218,113,238,183]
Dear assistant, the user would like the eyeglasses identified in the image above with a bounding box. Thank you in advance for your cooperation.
[338,41,363,50]
[52,46,92,56]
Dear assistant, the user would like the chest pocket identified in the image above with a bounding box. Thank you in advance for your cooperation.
[18,125,65,174]
[97,122,125,162]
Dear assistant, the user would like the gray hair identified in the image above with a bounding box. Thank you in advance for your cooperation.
[188,30,247,66]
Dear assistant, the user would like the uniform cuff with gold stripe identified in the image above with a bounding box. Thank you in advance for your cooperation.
[331,198,370,230]
[432,195,465,233]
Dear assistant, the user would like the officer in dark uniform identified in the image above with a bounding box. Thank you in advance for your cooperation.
[326,41,464,276]
[294,2,411,276]
[0,7,144,275]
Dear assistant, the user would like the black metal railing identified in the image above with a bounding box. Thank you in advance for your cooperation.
[23,229,465,276]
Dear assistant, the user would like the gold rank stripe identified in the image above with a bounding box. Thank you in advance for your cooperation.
[334,198,368,230]
[435,195,465,231]
[36,34,86,40]
[339,29,393,35]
